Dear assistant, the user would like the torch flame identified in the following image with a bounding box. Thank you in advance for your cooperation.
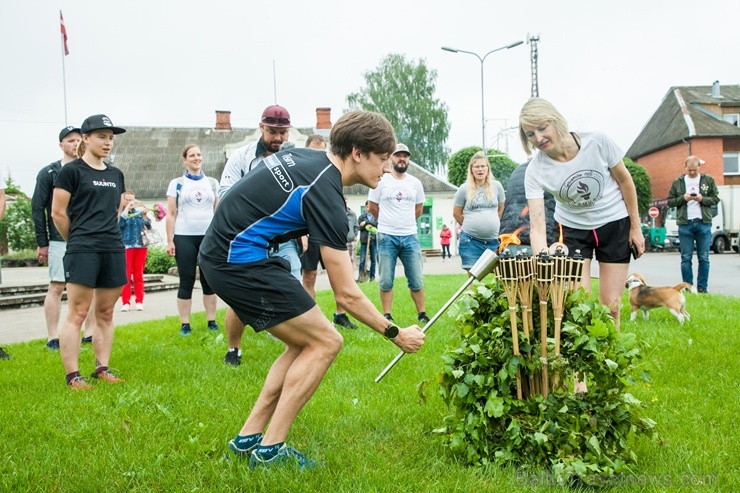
[498,226,527,252]
[519,205,529,218]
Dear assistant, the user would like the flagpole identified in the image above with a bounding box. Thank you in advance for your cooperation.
[60,10,68,126]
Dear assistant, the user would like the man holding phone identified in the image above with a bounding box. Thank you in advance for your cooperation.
[667,155,720,293]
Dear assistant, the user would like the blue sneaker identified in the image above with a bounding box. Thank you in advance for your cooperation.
[207,321,220,332]
[248,444,321,470]
[180,324,192,336]
[227,436,262,458]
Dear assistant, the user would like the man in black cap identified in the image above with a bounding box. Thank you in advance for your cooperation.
[32,126,94,351]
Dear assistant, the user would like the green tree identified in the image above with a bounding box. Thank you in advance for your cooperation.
[624,158,652,215]
[447,146,518,189]
[0,196,35,253]
[346,54,451,173]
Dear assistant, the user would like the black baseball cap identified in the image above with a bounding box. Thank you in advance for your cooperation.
[80,114,126,135]
[59,126,81,142]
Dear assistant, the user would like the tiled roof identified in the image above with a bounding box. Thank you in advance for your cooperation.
[112,126,457,198]
[627,84,740,159]
[111,126,312,199]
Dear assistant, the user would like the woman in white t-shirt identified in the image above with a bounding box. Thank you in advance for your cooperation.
[166,144,219,336]
[452,151,506,270]
[519,97,644,333]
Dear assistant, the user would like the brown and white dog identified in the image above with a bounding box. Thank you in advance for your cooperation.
[625,273,695,324]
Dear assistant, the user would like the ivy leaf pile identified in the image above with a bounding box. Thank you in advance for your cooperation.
[435,279,658,485]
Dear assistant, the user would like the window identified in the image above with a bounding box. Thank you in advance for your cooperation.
[723,113,740,126]
[724,152,740,174]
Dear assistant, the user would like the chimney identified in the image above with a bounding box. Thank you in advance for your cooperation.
[711,80,722,99]
[215,110,232,131]
[316,107,332,130]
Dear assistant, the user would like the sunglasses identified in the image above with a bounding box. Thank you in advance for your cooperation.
[262,116,290,126]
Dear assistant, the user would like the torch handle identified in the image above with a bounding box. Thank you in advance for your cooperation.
[374,275,476,383]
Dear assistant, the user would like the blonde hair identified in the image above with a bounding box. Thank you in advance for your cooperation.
[465,151,496,203]
[76,139,86,158]
[518,97,570,155]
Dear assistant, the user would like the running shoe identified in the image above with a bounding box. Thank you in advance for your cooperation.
[180,324,192,336]
[418,312,431,325]
[92,369,125,383]
[135,303,144,311]
[121,304,130,312]
[248,444,321,470]
[81,336,93,344]
[224,348,241,366]
[383,313,395,323]
[333,314,357,329]
[68,376,91,389]
[46,338,60,351]
[0,347,12,360]
[207,321,220,332]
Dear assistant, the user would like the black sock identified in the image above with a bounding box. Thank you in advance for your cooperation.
[65,371,81,385]
[256,442,284,460]
[234,433,262,450]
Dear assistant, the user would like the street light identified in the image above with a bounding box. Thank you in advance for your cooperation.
[442,40,524,152]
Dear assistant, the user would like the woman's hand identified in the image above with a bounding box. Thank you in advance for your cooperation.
[166,241,175,257]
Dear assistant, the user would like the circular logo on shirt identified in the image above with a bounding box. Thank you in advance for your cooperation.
[559,170,604,207]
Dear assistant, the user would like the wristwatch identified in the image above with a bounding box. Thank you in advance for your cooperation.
[384,324,399,340]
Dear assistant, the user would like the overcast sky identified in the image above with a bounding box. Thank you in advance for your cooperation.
[1,0,738,195]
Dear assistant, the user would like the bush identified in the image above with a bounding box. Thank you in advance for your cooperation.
[447,146,518,189]
[0,196,36,253]
[145,246,176,274]
[436,279,657,485]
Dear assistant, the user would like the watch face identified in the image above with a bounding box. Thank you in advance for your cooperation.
[385,325,399,339]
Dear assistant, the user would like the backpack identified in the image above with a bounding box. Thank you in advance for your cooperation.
[175,176,219,209]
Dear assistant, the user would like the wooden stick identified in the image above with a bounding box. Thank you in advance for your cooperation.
[535,252,553,398]
[497,252,523,400]
[550,252,568,389]
[516,253,535,398]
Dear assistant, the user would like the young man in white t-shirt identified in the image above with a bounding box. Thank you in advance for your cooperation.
[367,143,430,325]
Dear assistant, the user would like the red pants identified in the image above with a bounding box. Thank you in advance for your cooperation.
[121,247,148,304]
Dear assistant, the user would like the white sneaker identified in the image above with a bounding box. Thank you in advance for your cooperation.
[135,303,144,311]
[121,304,130,312]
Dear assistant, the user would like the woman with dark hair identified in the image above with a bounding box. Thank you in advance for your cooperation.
[165,144,219,335]
[52,114,128,388]
[119,189,151,312]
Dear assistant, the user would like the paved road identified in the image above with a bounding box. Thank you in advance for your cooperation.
[1,251,738,346]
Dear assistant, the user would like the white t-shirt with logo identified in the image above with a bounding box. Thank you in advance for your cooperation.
[166,176,217,235]
[684,175,702,220]
[524,130,627,229]
[368,173,425,236]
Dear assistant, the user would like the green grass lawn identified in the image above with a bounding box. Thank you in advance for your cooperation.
[0,274,737,492]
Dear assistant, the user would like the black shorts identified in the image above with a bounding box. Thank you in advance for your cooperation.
[64,251,127,288]
[562,216,631,264]
[199,255,316,332]
[301,242,324,271]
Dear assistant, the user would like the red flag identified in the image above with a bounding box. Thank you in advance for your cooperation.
[60,11,69,56]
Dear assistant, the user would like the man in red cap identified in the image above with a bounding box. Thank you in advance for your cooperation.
[219,105,299,366]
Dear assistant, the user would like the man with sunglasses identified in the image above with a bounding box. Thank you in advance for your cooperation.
[219,105,302,366]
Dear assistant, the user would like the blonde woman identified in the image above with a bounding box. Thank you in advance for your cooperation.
[452,151,506,270]
[165,144,219,335]
[519,97,644,332]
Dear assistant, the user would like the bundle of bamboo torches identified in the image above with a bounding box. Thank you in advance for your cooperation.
[494,245,584,400]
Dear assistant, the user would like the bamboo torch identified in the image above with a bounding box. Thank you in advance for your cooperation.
[535,251,553,398]
[550,247,569,389]
[516,251,535,397]
[497,250,523,400]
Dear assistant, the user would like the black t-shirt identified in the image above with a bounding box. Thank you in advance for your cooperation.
[200,148,348,264]
[54,158,126,253]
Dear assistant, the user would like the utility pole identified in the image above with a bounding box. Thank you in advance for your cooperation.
[528,34,540,97]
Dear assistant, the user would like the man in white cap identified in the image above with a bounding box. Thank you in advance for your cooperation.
[367,143,430,325]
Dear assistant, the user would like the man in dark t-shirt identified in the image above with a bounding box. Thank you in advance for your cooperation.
[200,111,426,470]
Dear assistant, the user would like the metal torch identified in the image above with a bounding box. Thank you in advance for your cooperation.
[374,249,500,383]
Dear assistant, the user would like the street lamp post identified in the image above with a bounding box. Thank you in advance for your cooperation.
[442,40,524,153]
